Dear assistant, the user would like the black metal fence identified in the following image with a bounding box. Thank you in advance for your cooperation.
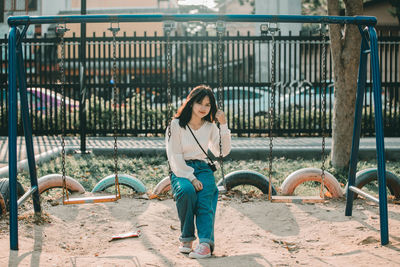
[1,31,399,136]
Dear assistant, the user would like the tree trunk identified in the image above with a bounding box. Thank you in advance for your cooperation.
[327,0,363,170]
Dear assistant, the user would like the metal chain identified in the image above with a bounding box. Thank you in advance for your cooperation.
[57,25,69,202]
[110,25,121,198]
[320,24,327,199]
[217,22,226,189]
[217,29,224,109]
[165,24,173,173]
[267,25,278,200]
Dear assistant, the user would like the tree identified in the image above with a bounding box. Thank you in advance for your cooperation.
[327,0,363,170]
[303,0,338,15]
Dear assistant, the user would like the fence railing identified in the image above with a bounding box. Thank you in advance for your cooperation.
[1,32,399,136]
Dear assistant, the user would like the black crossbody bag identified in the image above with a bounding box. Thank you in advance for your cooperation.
[187,126,217,172]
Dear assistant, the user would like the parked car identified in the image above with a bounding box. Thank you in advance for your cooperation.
[286,80,385,109]
[1,87,79,111]
[212,80,386,118]
[27,88,79,111]
[147,80,386,118]
[213,83,335,118]
[213,86,274,117]
[280,80,334,109]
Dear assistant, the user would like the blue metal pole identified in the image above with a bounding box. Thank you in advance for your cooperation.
[16,30,42,214]
[8,26,18,250]
[345,27,369,216]
[79,0,88,154]
[369,26,389,246]
[8,14,377,26]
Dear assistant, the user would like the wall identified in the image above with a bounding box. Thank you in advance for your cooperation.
[364,1,398,26]
[221,0,255,35]
[255,0,302,82]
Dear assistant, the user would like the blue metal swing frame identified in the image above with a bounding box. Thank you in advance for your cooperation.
[7,14,387,250]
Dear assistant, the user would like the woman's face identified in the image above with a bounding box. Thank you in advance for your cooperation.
[192,95,211,120]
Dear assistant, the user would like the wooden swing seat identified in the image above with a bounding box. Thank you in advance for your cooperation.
[63,195,120,205]
[271,195,325,204]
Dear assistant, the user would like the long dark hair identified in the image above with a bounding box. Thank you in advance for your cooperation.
[175,84,217,128]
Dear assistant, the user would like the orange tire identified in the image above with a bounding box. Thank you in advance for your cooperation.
[152,176,171,196]
[280,168,343,198]
[0,193,5,215]
[38,174,85,194]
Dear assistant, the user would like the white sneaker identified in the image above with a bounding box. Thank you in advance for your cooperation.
[179,241,193,254]
[189,243,211,259]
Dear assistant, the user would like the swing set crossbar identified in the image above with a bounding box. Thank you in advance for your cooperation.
[7,14,377,27]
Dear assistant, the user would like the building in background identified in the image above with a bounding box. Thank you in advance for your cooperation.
[217,0,254,35]
[1,0,179,37]
[255,0,302,83]
[364,0,399,35]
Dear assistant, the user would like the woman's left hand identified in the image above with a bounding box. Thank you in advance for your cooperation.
[215,110,227,124]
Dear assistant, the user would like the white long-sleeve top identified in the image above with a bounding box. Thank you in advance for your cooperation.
[166,118,231,182]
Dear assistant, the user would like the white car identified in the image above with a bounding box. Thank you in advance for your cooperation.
[177,81,385,118]
[285,80,385,109]
[213,86,273,117]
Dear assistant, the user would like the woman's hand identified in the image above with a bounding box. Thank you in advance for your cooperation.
[215,110,227,124]
[191,179,203,191]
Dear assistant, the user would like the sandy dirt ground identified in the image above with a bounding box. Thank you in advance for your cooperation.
[1,192,400,267]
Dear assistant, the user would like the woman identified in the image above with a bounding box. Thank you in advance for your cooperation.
[166,85,231,259]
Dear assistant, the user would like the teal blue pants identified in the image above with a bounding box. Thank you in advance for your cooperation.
[170,160,218,250]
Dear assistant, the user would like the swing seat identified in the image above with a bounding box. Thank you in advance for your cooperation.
[63,195,120,205]
[270,195,325,203]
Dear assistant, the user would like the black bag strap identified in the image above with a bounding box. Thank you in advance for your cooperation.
[187,125,215,164]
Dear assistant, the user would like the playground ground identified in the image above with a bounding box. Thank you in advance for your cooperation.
[0,136,399,266]
[0,194,400,266]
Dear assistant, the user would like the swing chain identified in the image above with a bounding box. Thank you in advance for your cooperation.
[216,21,225,109]
[217,21,226,188]
[164,23,174,173]
[267,25,278,200]
[166,25,173,142]
[110,23,121,198]
[320,24,328,198]
[57,24,69,201]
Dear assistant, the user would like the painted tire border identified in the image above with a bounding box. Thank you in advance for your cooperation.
[91,173,147,193]
[37,174,86,194]
[152,176,171,196]
[0,193,5,215]
[217,170,277,195]
[345,168,400,199]
[280,167,343,198]
[0,178,26,213]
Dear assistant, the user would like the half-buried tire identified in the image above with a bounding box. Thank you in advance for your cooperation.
[91,174,147,194]
[280,168,343,198]
[152,176,171,196]
[345,168,400,199]
[0,193,5,215]
[217,170,277,195]
[38,174,85,194]
[0,178,26,213]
